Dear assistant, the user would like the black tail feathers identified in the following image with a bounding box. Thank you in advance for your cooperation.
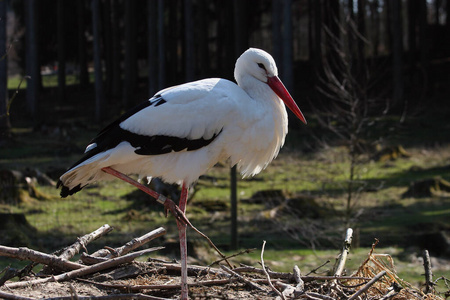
[57,180,84,198]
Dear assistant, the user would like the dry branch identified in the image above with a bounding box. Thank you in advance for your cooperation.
[89,227,166,259]
[348,270,386,300]
[0,245,84,271]
[148,260,230,277]
[79,277,236,291]
[41,224,114,274]
[220,265,266,291]
[61,224,113,260]
[5,247,163,289]
[0,290,35,300]
[234,264,293,280]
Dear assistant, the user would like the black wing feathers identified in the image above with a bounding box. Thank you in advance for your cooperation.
[61,94,221,180]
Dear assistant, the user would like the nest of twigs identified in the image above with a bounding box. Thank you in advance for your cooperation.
[0,225,448,299]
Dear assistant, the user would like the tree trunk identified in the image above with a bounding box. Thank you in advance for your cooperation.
[57,0,66,102]
[418,0,429,70]
[102,0,113,98]
[92,0,104,123]
[184,0,194,82]
[157,0,165,90]
[308,0,322,78]
[435,0,441,24]
[111,0,121,98]
[369,0,380,57]
[25,0,39,120]
[77,0,89,87]
[147,0,157,95]
[234,0,248,56]
[281,0,293,91]
[391,0,403,107]
[356,0,365,75]
[407,0,417,72]
[166,0,179,85]
[385,0,392,53]
[272,0,282,64]
[230,0,249,251]
[0,0,9,137]
[324,0,341,66]
[123,0,137,108]
[196,0,208,78]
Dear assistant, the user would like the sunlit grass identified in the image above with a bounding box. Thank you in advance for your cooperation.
[8,74,93,90]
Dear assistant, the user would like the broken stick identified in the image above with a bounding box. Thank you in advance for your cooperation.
[334,227,353,277]
[0,245,84,271]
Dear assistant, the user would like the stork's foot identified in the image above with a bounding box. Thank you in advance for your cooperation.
[164,199,190,227]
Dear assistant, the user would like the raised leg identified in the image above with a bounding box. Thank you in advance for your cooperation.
[178,182,189,300]
[101,167,189,225]
[101,167,190,298]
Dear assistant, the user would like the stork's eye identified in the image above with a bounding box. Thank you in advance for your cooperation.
[257,63,267,71]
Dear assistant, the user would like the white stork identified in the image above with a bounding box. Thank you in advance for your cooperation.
[58,48,306,299]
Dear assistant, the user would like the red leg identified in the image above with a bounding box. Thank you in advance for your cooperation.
[101,167,190,299]
[178,182,189,300]
[101,167,189,225]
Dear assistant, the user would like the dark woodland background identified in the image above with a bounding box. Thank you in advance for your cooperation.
[1,0,450,131]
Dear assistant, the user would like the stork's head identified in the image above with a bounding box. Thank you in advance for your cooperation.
[235,48,307,125]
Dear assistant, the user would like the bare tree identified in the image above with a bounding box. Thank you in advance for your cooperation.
[314,16,389,227]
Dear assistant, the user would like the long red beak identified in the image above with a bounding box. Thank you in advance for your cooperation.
[267,76,307,125]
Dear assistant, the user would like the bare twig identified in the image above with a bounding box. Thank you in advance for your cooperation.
[235,264,293,280]
[208,248,256,267]
[183,219,232,269]
[306,260,330,276]
[148,261,230,277]
[220,265,266,291]
[261,241,284,299]
[348,270,386,300]
[1,76,30,119]
[5,247,164,289]
[0,245,85,271]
